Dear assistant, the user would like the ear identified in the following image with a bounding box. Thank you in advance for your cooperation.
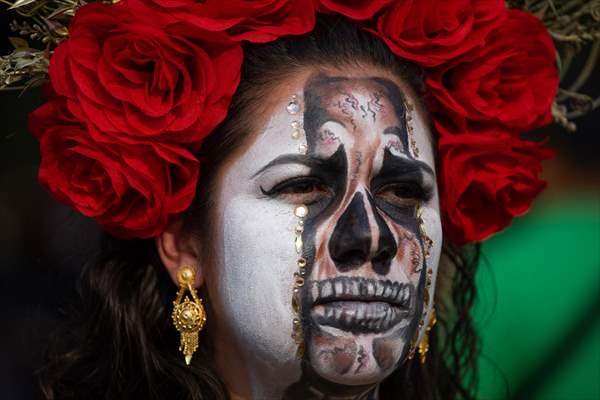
[156,219,204,288]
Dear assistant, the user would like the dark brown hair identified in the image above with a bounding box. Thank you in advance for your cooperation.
[40,15,480,400]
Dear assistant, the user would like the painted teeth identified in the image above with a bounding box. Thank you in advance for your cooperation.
[312,301,404,333]
[334,280,343,296]
[367,281,375,296]
[350,279,359,295]
[391,283,399,300]
[360,282,368,296]
[357,306,366,320]
[310,277,412,307]
[320,280,333,298]
[311,281,319,302]
[383,284,392,298]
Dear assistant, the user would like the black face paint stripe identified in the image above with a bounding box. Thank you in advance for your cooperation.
[305,145,348,220]
[374,148,435,184]
[297,146,349,376]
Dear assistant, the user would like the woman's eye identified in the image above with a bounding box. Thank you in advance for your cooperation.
[261,177,331,204]
[375,183,428,209]
[285,181,317,194]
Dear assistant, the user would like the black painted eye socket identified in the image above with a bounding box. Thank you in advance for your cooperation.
[261,177,332,204]
[374,182,430,209]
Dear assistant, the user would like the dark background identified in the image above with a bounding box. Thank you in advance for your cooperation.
[1,8,599,400]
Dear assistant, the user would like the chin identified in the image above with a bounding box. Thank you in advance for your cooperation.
[305,312,414,386]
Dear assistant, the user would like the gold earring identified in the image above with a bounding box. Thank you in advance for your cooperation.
[418,308,437,364]
[172,265,206,365]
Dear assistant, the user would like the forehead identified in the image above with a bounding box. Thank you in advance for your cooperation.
[226,69,436,178]
[306,77,398,116]
[304,76,408,159]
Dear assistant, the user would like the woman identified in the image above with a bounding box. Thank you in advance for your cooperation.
[22,1,557,399]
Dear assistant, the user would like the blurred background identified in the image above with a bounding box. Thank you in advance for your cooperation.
[1,7,599,400]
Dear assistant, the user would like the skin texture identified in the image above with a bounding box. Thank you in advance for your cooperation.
[193,66,442,399]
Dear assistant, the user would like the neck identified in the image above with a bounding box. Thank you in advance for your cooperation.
[282,366,380,400]
[215,337,380,399]
[224,364,380,400]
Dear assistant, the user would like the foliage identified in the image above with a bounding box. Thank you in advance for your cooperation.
[507,0,600,130]
[0,0,84,91]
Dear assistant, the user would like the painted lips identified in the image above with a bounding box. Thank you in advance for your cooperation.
[309,277,414,333]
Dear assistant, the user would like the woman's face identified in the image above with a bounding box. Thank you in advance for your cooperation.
[203,66,442,397]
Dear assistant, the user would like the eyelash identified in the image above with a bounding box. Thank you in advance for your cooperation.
[374,182,432,209]
[261,178,432,208]
[260,177,332,204]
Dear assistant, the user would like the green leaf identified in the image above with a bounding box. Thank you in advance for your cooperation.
[8,36,29,50]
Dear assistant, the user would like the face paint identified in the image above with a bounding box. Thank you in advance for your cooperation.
[205,69,442,399]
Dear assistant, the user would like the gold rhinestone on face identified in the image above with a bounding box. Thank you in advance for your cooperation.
[416,204,434,258]
[295,234,303,254]
[405,100,420,158]
[410,137,420,158]
[286,92,309,358]
[290,202,309,357]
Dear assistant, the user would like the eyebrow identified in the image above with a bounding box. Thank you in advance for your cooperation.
[376,149,435,180]
[251,153,338,178]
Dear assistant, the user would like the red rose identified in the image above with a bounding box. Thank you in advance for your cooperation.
[49,2,242,149]
[130,0,316,43]
[375,0,506,67]
[29,98,199,239]
[438,128,553,244]
[427,10,558,131]
[315,0,392,20]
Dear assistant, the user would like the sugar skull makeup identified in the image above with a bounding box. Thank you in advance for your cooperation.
[206,69,442,398]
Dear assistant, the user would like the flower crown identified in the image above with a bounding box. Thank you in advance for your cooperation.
[8,0,563,244]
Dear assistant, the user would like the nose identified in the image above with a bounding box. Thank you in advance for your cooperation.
[328,192,397,275]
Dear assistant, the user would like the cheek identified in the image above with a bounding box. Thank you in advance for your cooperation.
[422,206,442,263]
[212,194,299,360]
[385,218,423,281]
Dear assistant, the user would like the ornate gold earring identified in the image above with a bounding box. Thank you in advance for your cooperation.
[171,265,206,365]
[417,308,437,364]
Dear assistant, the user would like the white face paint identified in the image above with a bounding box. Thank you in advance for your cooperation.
[202,67,442,399]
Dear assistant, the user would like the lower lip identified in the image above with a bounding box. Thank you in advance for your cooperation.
[311,301,408,333]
